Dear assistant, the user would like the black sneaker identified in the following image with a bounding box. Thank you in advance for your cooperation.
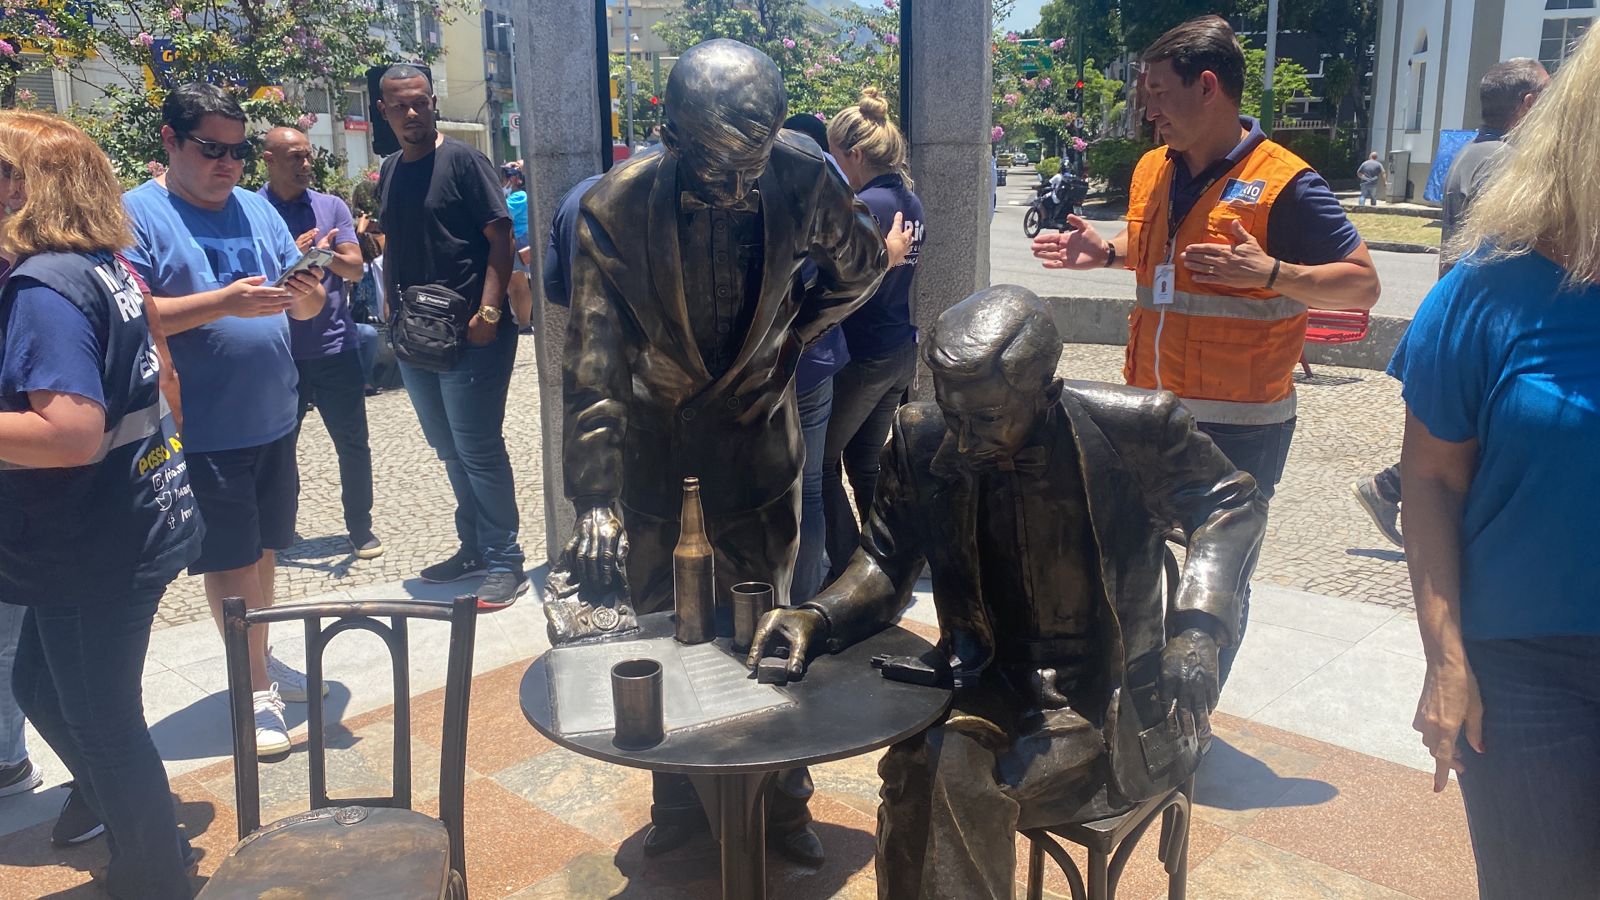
[475,570,530,611]
[51,785,105,847]
[420,549,486,584]
[351,532,385,561]
[0,757,42,799]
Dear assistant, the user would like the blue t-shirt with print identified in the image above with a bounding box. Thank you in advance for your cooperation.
[0,285,105,413]
[122,181,301,453]
[1388,252,1600,641]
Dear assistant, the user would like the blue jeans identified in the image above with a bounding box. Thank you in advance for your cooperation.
[1358,182,1379,205]
[400,324,524,573]
[0,601,25,766]
[793,377,834,606]
[1459,636,1600,899]
[12,594,192,899]
[823,341,917,579]
[355,322,380,386]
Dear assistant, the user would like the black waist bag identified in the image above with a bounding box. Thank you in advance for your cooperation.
[392,284,470,373]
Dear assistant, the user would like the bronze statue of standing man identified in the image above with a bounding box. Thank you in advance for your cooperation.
[559,39,888,864]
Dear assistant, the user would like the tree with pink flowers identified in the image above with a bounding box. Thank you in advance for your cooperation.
[0,0,457,184]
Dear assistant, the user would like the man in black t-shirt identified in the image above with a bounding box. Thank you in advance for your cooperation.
[377,64,526,608]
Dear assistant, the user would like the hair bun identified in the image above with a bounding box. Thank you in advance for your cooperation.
[858,86,890,123]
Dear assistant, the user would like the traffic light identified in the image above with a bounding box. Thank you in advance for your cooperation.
[649,95,659,106]
[1069,79,1085,105]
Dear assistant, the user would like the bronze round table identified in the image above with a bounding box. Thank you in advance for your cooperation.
[519,611,950,900]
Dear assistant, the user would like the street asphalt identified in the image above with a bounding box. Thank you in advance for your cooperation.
[989,173,1440,319]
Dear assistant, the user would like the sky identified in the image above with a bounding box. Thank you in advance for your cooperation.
[1000,0,1049,33]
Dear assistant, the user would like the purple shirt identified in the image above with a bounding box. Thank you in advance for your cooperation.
[258,184,358,359]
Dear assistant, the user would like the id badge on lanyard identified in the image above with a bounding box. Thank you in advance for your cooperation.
[1155,164,1225,307]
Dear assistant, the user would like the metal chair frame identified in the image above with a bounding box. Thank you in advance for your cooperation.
[218,595,478,896]
[1021,778,1194,900]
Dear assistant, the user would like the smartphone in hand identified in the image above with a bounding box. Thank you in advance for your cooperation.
[273,247,335,288]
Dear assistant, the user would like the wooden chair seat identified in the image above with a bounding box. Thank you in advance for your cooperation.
[199,806,458,900]
[195,596,478,898]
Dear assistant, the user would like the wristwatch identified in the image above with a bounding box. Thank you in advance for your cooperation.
[477,305,502,324]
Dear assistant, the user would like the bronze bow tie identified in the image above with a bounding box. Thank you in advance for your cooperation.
[933,442,1050,477]
[993,445,1050,476]
[679,189,760,213]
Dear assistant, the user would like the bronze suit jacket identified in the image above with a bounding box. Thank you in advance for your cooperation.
[805,382,1267,800]
[564,136,888,520]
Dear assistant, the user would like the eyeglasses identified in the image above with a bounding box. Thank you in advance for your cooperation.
[178,132,255,162]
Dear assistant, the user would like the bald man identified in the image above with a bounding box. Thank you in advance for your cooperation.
[260,127,382,560]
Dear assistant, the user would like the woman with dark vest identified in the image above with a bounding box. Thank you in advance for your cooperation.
[821,88,926,580]
[0,112,203,897]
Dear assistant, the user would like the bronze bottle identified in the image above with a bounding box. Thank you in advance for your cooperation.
[673,476,716,643]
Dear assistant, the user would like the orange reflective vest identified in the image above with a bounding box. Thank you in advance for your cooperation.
[1123,140,1312,425]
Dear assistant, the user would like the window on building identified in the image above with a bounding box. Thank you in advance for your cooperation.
[1545,0,1595,9]
[1541,16,1593,70]
[1409,61,1427,130]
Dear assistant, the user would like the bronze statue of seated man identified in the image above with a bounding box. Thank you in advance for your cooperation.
[748,285,1266,899]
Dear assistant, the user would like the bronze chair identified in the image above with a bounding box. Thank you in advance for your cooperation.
[197,595,478,900]
[1021,778,1194,900]
[1021,542,1200,900]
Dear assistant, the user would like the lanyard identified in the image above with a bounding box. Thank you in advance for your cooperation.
[1162,156,1246,264]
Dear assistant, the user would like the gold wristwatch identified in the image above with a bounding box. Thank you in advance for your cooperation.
[477,305,502,324]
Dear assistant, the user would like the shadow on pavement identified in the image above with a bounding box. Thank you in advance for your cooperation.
[1194,738,1338,812]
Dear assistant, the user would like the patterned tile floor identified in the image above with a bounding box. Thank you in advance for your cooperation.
[0,601,1474,899]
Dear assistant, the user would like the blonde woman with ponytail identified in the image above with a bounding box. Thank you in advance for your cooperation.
[818,88,925,579]
[1389,25,1600,899]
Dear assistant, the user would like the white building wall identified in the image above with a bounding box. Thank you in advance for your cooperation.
[1440,0,1478,132]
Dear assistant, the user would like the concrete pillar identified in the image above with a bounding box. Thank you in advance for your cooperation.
[905,0,993,399]
[511,0,604,560]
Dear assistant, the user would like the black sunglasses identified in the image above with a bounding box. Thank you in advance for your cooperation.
[178,132,255,161]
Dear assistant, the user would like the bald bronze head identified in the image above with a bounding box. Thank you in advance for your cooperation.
[662,39,787,207]
[926,285,1065,464]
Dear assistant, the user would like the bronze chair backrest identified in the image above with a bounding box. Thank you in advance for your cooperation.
[220,595,478,888]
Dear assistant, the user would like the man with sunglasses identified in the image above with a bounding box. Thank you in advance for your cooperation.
[122,82,328,758]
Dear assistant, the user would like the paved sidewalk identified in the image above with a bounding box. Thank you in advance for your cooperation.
[152,340,1412,631]
[0,576,1469,898]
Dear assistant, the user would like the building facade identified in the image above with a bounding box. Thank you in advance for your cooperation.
[1371,0,1592,199]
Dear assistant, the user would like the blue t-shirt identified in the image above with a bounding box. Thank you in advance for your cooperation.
[1388,252,1600,640]
[507,189,529,243]
[842,173,924,360]
[122,181,301,453]
[0,285,105,413]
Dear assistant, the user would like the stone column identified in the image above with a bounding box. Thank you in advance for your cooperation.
[512,0,605,560]
[905,0,993,399]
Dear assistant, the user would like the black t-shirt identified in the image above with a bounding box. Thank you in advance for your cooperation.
[378,136,509,307]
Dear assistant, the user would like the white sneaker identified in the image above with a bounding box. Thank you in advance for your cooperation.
[266,649,328,703]
[253,685,290,757]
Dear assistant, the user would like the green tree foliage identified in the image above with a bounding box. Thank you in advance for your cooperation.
[1242,45,1311,120]
[650,0,1014,124]
[0,0,457,184]
[1034,0,1121,71]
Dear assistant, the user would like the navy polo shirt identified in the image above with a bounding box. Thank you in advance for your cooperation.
[259,184,359,359]
[842,173,924,360]
[1169,117,1361,267]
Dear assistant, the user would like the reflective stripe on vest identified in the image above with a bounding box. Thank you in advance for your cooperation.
[1123,140,1312,425]
[0,395,169,472]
